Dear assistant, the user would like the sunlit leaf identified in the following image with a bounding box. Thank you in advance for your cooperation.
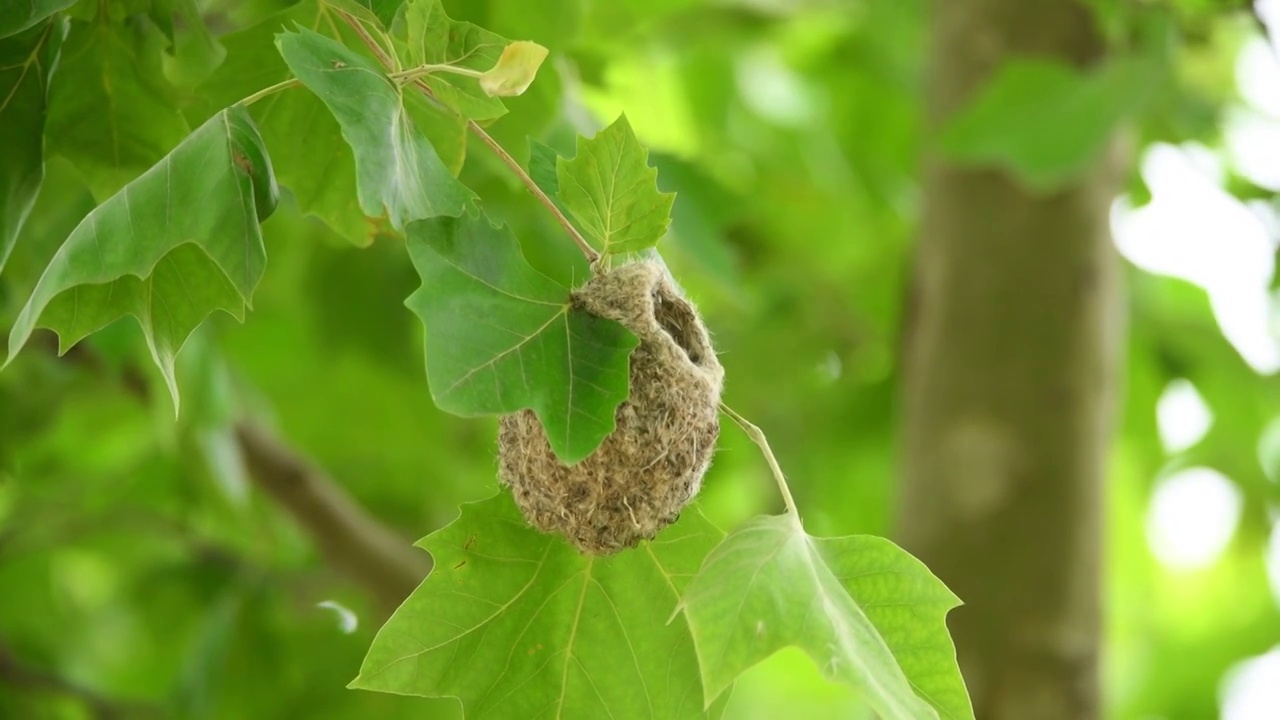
[480,41,549,97]
[276,25,475,229]
[680,514,971,720]
[0,0,75,38]
[45,17,190,200]
[400,0,509,120]
[557,115,675,255]
[941,57,1156,191]
[403,212,637,463]
[5,106,277,410]
[352,492,729,720]
[0,18,66,273]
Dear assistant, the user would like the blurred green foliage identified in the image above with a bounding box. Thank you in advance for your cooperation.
[2,0,1279,717]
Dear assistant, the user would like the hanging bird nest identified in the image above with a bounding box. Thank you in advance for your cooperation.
[498,260,724,555]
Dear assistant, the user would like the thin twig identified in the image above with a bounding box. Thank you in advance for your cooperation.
[334,7,601,265]
[336,9,392,67]
[466,120,600,263]
[719,402,800,517]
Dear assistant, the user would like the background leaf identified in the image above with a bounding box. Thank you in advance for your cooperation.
[0,18,66,273]
[484,0,583,52]
[352,492,729,720]
[276,25,476,229]
[5,106,276,409]
[680,514,971,720]
[350,0,406,29]
[159,0,227,87]
[557,114,675,255]
[186,2,460,247]
[403,212,637,463]
[0,0,75,38]
[45,16,190,200]
[189,4,382,246]
[940,57,1157,191]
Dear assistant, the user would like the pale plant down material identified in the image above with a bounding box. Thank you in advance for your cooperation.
[499,261,724,554]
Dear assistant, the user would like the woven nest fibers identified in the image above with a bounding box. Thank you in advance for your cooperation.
[498,261,724,555]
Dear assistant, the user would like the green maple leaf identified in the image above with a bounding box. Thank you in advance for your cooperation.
[5,106,278,411]
[0,0,75,38]
[680,514,973,720]
[404,212,637,463]
[187,3,465,246]
[399,0,509,121]
[44,17,191,201]
[557,115,675,255]
[352,492,729,720]
[0,18,66,273]
[191,5,384,246]
[276,25,475,230]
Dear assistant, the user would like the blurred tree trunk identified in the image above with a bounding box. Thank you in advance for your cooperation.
[897,1,1124,718]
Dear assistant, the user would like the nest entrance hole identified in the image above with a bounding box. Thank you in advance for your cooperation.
[653,287,708,367]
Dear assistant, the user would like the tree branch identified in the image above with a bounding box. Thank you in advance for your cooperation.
[37,337,429,612]
[233,420,430,611]
[898,0,1122,717]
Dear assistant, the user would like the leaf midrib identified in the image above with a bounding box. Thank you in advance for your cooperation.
[0,20,52,113]
[555,558,593,718]
[443,304,567,396]
[797,524,936,720]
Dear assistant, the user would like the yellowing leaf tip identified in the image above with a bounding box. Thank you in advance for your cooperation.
[479,41,550,98]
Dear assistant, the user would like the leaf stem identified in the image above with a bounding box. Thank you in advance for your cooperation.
[388,64,485,83]
[240,78,301,106]
[720,403,799,517]
[334,7,601,266]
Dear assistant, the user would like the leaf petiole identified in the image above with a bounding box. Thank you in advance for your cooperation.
[719,403,800,518]
[388,64,485,84]
[240,78,302,106]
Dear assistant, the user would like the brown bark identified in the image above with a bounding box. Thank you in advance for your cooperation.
[897,1,1124,718]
